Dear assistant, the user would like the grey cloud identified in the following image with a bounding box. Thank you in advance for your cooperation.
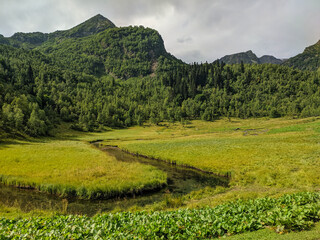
[177,36,192,44]
[176,50,205,64]
[1,0,320,63]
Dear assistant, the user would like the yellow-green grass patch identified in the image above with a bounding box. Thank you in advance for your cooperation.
[224,222,320,240]
[0,203,55,219]
[120,132,320,189]
[90,117,320,204]
[0,140,166,199]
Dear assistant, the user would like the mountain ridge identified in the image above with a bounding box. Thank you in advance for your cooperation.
[5,14,117,48]
[2,14,319,71]
[0,14,180,79]
[219,50,283,65]
[50,14,116,38]
[0,14,320,137]
[283,40,320,71]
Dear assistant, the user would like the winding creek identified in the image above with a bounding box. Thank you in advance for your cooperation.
[0,142,228,216]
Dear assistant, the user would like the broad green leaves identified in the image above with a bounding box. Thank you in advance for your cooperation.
[1,192,319,239]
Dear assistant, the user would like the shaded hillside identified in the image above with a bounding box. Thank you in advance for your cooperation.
[220,50,283,65]
[284,40,320,71]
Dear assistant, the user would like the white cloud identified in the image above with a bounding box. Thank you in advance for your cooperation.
[0,0,320,62]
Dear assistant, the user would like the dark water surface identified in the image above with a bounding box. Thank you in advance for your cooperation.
[0,145,228,216]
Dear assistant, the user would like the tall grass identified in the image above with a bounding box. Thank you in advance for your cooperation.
[0,140,166,199]
[93,117,320,202]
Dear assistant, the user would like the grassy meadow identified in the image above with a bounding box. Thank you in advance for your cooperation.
[91,117,320,206]
[0,139,166,199]
[0,117,319,205]
[1,117,320,239]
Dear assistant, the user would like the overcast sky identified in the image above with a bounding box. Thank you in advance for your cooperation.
[1,0,320,63]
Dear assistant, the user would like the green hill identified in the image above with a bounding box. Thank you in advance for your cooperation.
[5,14,116,48]
[36,25,176,78]
[51,14,116,38]
[2,15,178,79]
[283,40,320,71]
[0,15,320,137]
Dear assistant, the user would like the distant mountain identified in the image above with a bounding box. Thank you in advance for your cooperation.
[283,40,320,71]
[36,25,175,78]
[1,14,179,79]
[259,55,283,64]
[219,50,283,65]
[220,50,259,64]
[50,14,116,38]
[1,14,320,137]
[6,14,116,48]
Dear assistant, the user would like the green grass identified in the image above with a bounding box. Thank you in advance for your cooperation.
[267,118,320,134]
[1,118,320,239]
[84,117,320,206]
[226,222,320,240]
[122,132,320,188]
[0,139,166,199]
[2,117,318,204]
[112,118,319,190]
[0,203,55,219]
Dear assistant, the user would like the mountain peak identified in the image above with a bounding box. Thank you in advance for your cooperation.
[259,55,283,64]
[58,14,116,38]
[86,14,112,24]
[92,14,106,20]
[220,50,259,64]
[82,14,115,27]
[220,50,283,65]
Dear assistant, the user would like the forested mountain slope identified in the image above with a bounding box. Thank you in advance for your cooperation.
[1,14,180,79]
[36,26,178,78]
[284,40,320,71]
[0,15,320,138]
[3,14,116,48]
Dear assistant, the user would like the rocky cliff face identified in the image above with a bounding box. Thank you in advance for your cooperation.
[220,50,283,65]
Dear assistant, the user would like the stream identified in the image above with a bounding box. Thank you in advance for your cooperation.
[0,143,228,216]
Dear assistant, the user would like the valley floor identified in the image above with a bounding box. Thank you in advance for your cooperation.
[98,117,320,209]
[0,117,320,238]
[0,135,166,200]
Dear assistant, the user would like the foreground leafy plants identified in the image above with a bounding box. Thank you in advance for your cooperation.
[1,192,319,239]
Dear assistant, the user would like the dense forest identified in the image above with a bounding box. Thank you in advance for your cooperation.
[1,15,320,137]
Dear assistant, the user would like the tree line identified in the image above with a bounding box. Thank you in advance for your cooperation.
[1,41,319,137]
